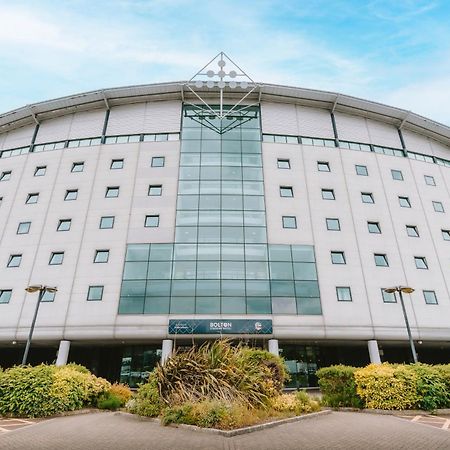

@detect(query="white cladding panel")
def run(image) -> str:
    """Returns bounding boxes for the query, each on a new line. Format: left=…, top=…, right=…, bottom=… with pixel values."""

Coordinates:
left=35, top=115, right=73, bottom=144
left=1, top=125, right=35, bottom=150
left=402, top=129, right=433, bottom=154
left=366, top=118, right=402, bottom=148
left=296, top=105, right=334, bottom=138
left=429, top=139, right=450, bottom=160
left=334, top=112, right=370, bottom=143
left=261, top=102, right=298, bottom=136
left=68, top=109, right=106, bottom=139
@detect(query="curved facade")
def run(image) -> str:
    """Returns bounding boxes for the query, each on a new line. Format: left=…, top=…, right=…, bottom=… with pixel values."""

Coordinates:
left=1, top=78, right=450, bottom=385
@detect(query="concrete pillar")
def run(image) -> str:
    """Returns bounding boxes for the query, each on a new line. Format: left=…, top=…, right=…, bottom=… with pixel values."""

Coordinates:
left=55, top=340, right=71, bottom=366
left=368, top=340, right=381, bottom=364
left=268, top=339, right=279, bottom=356
left=161, top=339, right=173, bottom=365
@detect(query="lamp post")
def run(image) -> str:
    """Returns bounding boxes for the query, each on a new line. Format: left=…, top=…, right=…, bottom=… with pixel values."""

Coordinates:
left=383, top=286, right=418, bottom=363
left=22, top=285, right=57, bottom=365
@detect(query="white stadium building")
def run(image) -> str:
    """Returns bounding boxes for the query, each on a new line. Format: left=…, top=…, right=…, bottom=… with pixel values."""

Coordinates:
left=0, top=54, right=449, bottom=387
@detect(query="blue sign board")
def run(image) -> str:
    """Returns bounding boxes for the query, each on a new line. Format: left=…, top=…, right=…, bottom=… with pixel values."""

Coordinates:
left=168, top=319, right=273, bottom=335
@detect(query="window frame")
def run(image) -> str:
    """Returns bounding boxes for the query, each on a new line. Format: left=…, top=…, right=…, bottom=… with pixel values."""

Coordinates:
left=17, top=221, right=31, bottom=235
left=406, top=225, right=419, bottom=237
left=336, top=286, right=352, bottom=302
left=57, top=219, right=72, bottom=232
left=279, top=186, right=294, bottom=198
left=326, top=218, right=341, bottom=231
left=277, top=159, right=291, bottom=169
left=331, top=251, right=346, bottom=265
left=105, top=186, right=120, bottom=198
left=148, top=185, right=163, bottom=196
left=398, top=196, right=411, bottom=208
left=424, top=175, right=436, bottom=186
left=374, top=253, right=389, bottom=267
left=110, top=159, right=124, bottom=170
left=391, top=169, right=404, bottom=181
left=99, top=216, right=115, bottom=229
left=94, top=250, right=110, bottom=263
left=87, top=285, right=104, bottom=301
left=414, top=256, right=428, bottom=270
left=355, top=165, right=368, bottom=176
left=432, top=201, right=444, bottom=213
left=367, top=221, right=381, bottom=234
left=321, top=189, right=335, bottom=200
left=71, top=162, right=84, bottom=173
left=151, top=156, right=165, bottom=168
left=361, top=192, right=375, bottom=204
left=7, top=254, right=22, bottom=268
left=144, top=215, right=160, bottom=228
left=317, top=161, right=330, bottom=172
left=34, top=166, right=47, bottom=177
left=0, top=289, right=12, bottom=304
left=26, top=193, right=39, bottom=204
left=423, top=290, right=438, bottom=305
left=64, top=189, right=78, bottom=201
left=49, top=252, right=64, bottom=265
left=282, top=216, right=297, bottom=229
left=382, top=289, right=397, bottom=303
left=441, top=229, right=450, bottom=241
left=0, top=171, right=11, bottom=181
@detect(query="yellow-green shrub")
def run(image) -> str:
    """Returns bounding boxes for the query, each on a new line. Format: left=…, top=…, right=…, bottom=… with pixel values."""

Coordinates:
left=129, top=371, right=161, bottom=417
left=354, top=364, right=419, bottom=410
left=108, top=383, right=133, bottom=406
left=270, top=391, right=320, bottom=414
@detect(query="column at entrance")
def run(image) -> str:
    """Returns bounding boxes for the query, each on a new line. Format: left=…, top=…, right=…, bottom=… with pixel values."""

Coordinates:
left=161, top=339, right=173, bottom=364
left=268, top=339, right=279, bottom=356
left=367, top=340, right=381, bottom=364
left=55, top=340, right=71, bottom=366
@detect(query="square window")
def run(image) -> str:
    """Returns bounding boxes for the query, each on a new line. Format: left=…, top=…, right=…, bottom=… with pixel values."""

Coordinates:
left=0, top=171, right=11, bottom=181
left=423, top=290, right=438, bottom=305
left=105, top=187, right=119, bottom=198
left=355, top=165, right=368, bottom=176
left=71, top=162, right=84, bottom=173
left=280, top=186, right=293, bottom=197
left=64, top=189, right=78, bottom=201
left=336, top=286, right=352, bottom=302
left=26, top=193, right=39, bottom=204
left=322, top=189, right=335, bottom=200
left=277, top=159, right=290, bottom=169
left=282, top=216, right=297, bottom=229
left=399, top=196, right=411, bottom=208
left=151, top=157, right=165, bottom=167
left=57, top=219, right=71, bottom=231
left=326, top=218, right=340, bottom=231
left=34, top=166, right=46, bottom=176
left=374, top=253, right=389, bottom=267
left=94, top=250, right=109, bottom=263
left=406, top=225, right=419, bottom=237
left=7, top=254, right=22, bottom=267
left=424, top=175, right=436, bottom=186
left=441, top=229, right=450, bottom=241
left=331, top=251, right=346, bottom=264
left=414, top=256, right=428, bottom=269
left=361, top=192, right=374, bottom=204
left=87, top=285, right=103, bottom=301
left=100, top=216, right=114, bottom=229
left=145, top=215, right=160, bottom=227
left=17, top=222, right=31, bottom=234
left=0, top=289, right=12, bottom=304
left=41, top=290, right=56, bottom=302
left=148, top=185, right=162, bottom=196
left=391, top=169, right=403, bottom=181
left=110, top=159, right=124, bottom=169
left=49, top=252, right=64, bottom=265
left=368, top=222, right=381, bottom=234
left=433, top=201, right=444, bottom=212
left=317, top=161, right=330, bottom=172
left=382, top=289, right=396, bottom=303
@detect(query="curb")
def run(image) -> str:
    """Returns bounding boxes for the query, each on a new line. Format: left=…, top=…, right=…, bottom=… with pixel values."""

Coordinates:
left=323, top=407, right=450, bottom=416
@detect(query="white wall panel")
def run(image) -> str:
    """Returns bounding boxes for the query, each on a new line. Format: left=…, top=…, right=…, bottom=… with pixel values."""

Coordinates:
left=1, top=124, right=35, bottom=150
left=429, top=139, right=450, bottom=160
left=366, top=118, right=401, bottom=148
left=296, top=105, right=334, bottom=138
left=402, top=129, right=433, bottom=154
left=68, top=109, right=106, bottom=139
left=143, top=101, right=181, bottom=133
left=107, top=103, right=146, bottom=135
left=35, top=115, right=73, bottom=144
left=334, top=112, right=370, bottom=143
left=261, top=102, right=298, bottom=136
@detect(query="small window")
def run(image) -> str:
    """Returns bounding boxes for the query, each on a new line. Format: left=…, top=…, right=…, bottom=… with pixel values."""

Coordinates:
left=34, top=166, right=46, bottom=176
left=41, top=290, right=56, bottom=302
left=326, top=218, right=340, bottom=231
left=17, top=222, right=31, bottom=234
left=406, top=225, right=419, bottom=237
left=391, top=169, right=403, bottom=181
left=110, top=159, right=124, bottom=169
left=87, top=285, right=104, bottom=301
left=374, top=254, right=389, bottom=267
left=26, top=193, right=39, bottom=204
left=148, top=185, right=163, bottom=196
left=64, top=189, right=78, bottom=201
left=7, top=254, right=22, bottom=268
left=57, top=219, right=72, bottom=231
left=71, top=162, right=84, bottom=173
left=423, top=290, right=438, bottom=305
left=322, top=189, right=335, bottom=200
left=382, top=289, right=396, bottom=303
left=336, top=286, right=352, bottom=302
left=277, top=159, right=291, bottom=169
left=0, top=171, right=11, bottom=181
left=317, top=161, right=330, bottom=172
left=399, top=196, right=411, bottom=208
left=100, top=216, right=115, bottom=229
left=331, top=251, right=346, bottom=264
left=94, top=250, right=109, bottom=263
left=433, top=201, right=444, bottom=213
left=151, top=157, right=165, bottom=168
left=0, top=289, right=12, bottom=304
left=49, top=252, right=64, bottom=265
left=367, top=222, right=381, bottom=234
left=424, top=175, right=436, bottom=186
left=414, top=256, right=428, bottom=269
left=282, top=216, right=297, bottom=229
left=106, top=187, right=120, bottom=198
left=280, top=186, right=293, bottom=197
left=441, top=229, right=450, bottom=241
left=361, top=192, right=374, bottom=204
left=355, top=165, right=368, bottom=176
left=145, top=215, right=160, bottom=227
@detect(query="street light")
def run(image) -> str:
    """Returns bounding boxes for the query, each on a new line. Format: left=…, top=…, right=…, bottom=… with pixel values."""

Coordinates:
left=22, top=285, right=57, bottom=365
left=383, top=286, right=418, bottom=363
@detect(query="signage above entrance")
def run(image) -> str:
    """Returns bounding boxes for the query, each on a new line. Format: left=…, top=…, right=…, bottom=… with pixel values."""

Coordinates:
left=168, top=319, right=273, bottom=335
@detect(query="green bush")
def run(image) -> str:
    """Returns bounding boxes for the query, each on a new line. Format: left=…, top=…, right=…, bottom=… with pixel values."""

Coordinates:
left=316, top=365, right=362, bottom=408
left=129, top=371, right=161, bottom=417
left=97, top=393, right=123, bottom=410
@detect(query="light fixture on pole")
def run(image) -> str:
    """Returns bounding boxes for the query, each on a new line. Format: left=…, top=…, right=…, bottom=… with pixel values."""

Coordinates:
left=383, top=286, right=418, bottom=363
left=22, top=285, right=57, bottom=365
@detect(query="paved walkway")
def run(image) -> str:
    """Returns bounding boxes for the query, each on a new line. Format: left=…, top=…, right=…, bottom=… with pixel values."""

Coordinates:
left=0, top=411, right=449, bottom=449
left=0, top=418, right=37, bottom=434
left=397, top=413, right=450, bottom=431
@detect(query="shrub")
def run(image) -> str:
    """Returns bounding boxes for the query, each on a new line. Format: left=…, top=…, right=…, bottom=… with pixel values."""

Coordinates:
left=316, top=365, right=362, bottom=408
left=434, top=364, right=450, bottom=406
left=108, top=383, right=133, bottom=407
left=129, top=371, right=161, bottom=417
left=271, top=392, right=320, bottom=415
left=354, top=364, right=419, bottom=410
left=97, top=393, right=123, bottom=410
